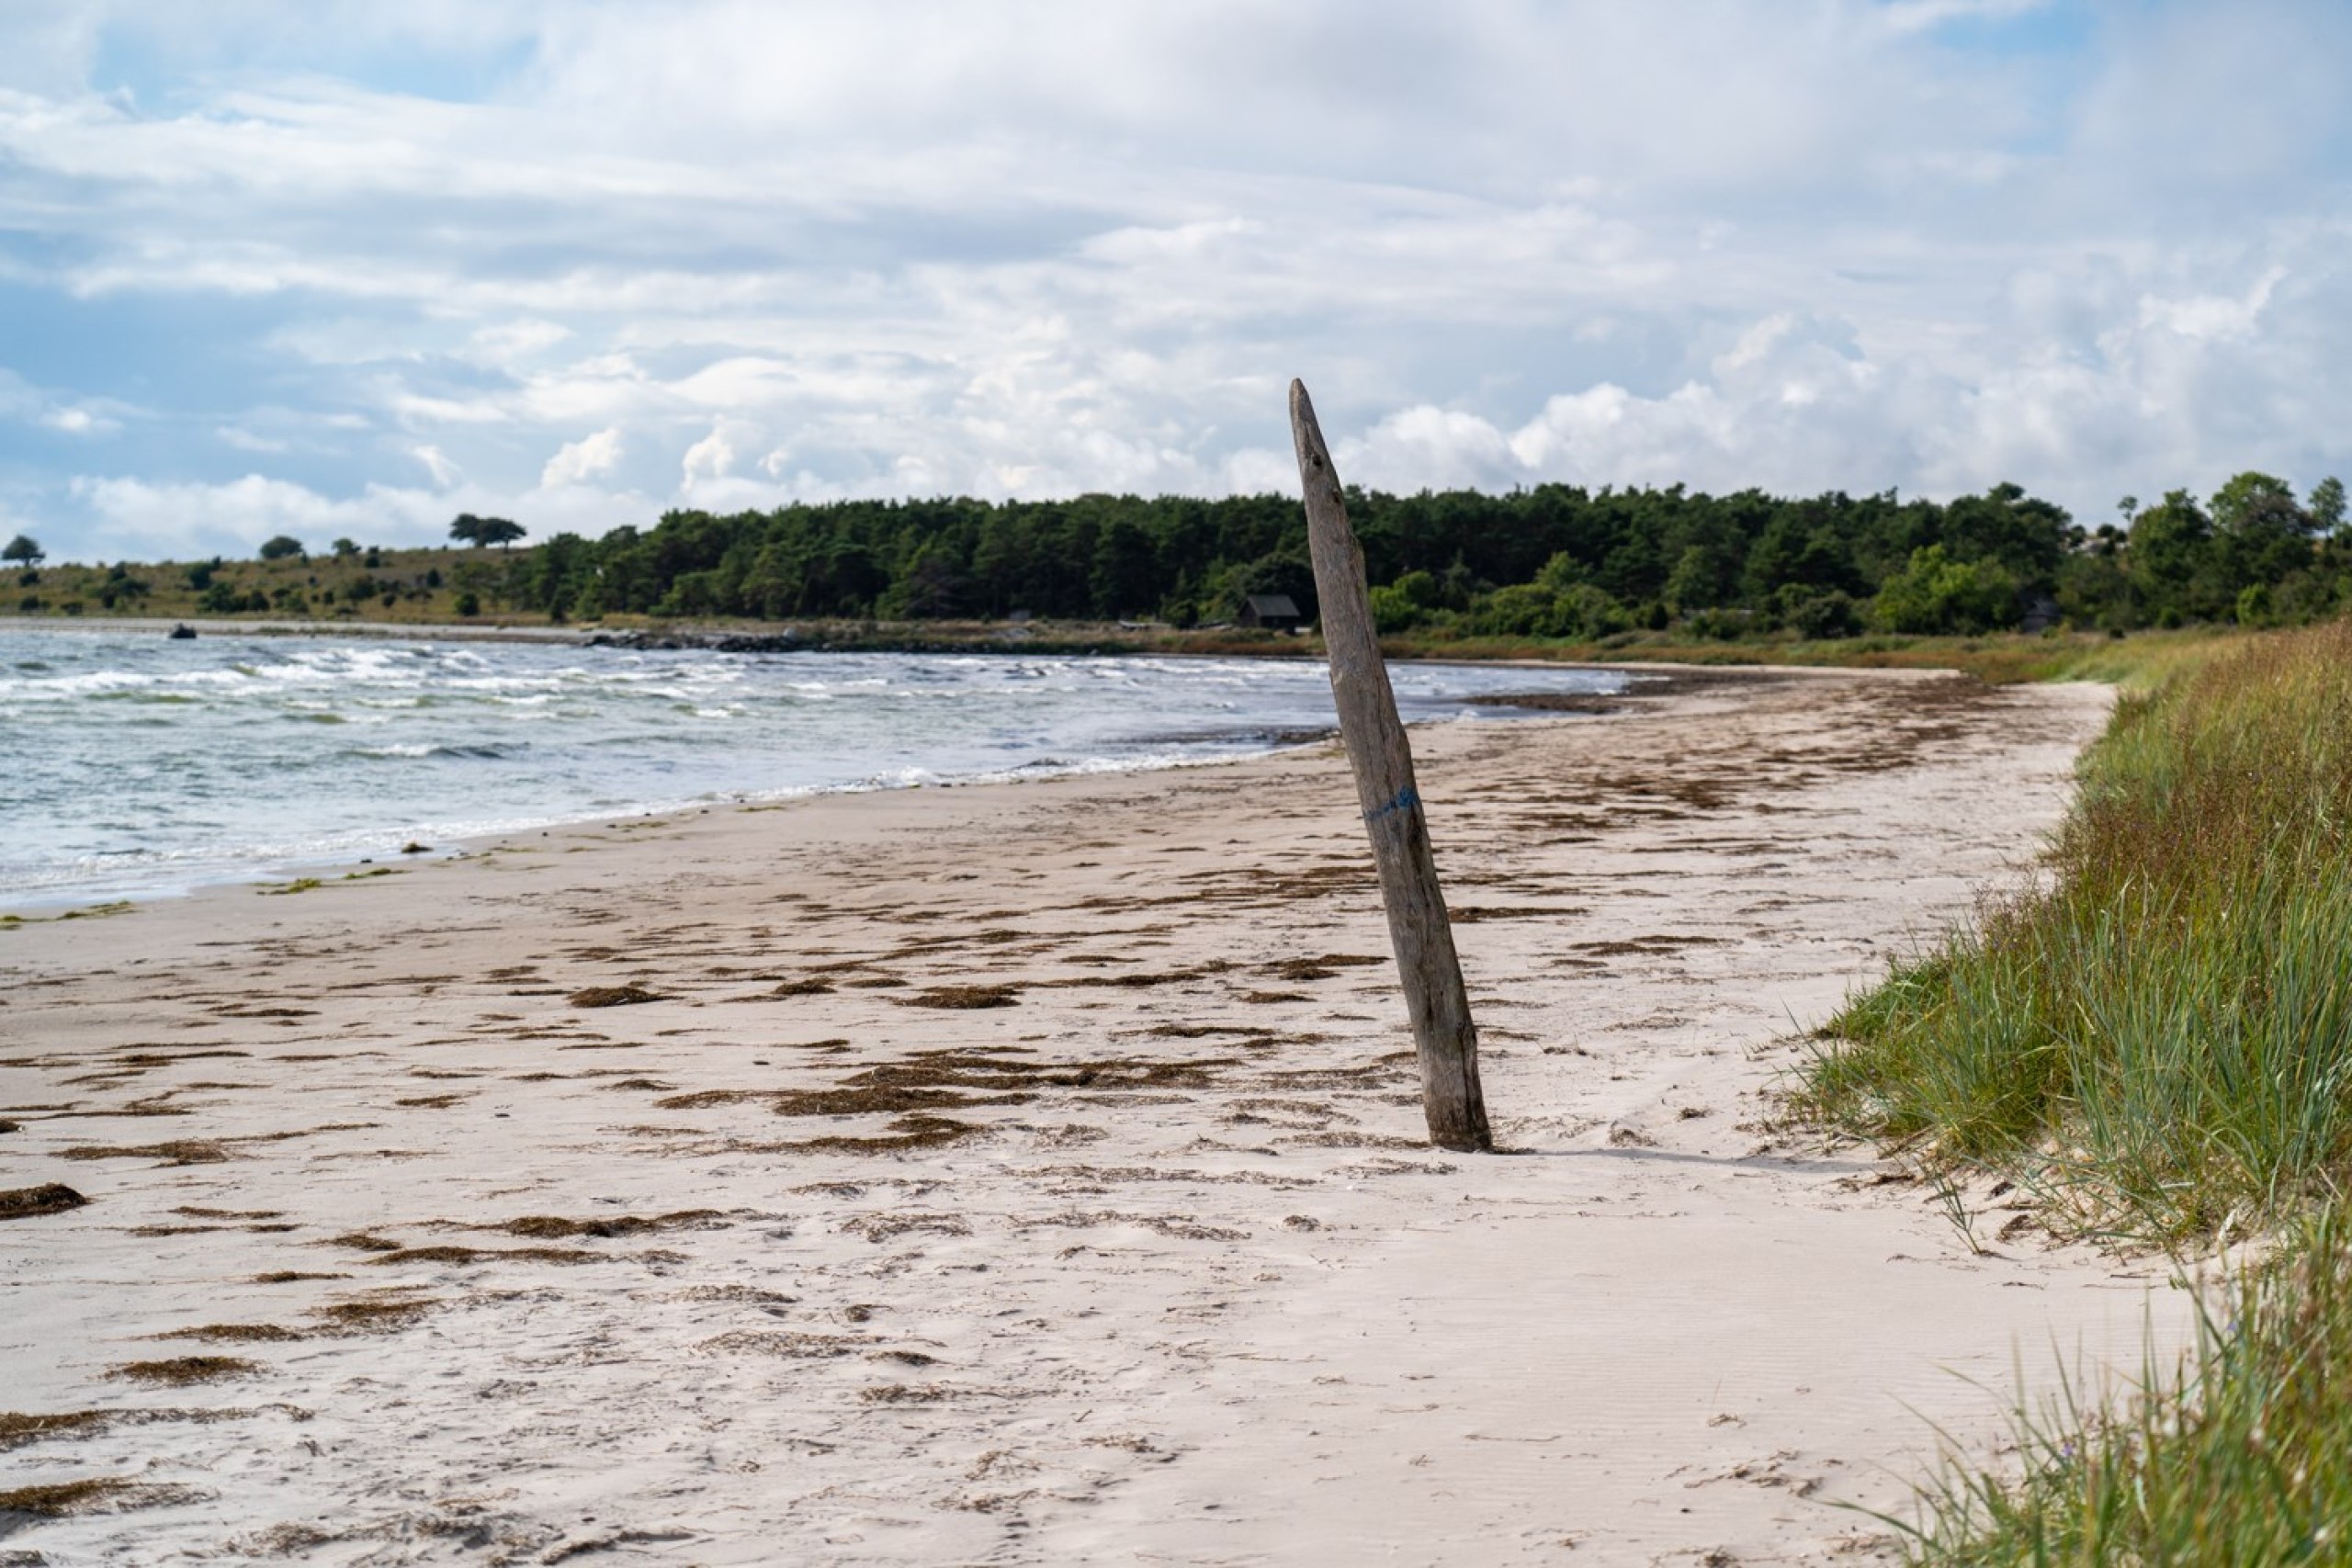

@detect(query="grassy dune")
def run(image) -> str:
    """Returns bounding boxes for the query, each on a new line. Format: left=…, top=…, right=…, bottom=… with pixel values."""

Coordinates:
left=1801, top=619, right=2352, bottom=1561
left=1804, top=620, right=2352, bottom=1235
left=7, top=545, right=493, bottom=624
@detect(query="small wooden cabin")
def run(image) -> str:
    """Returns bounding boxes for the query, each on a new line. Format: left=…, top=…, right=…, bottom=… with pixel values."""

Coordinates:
left=1238, top=593, right=1303, bottom=631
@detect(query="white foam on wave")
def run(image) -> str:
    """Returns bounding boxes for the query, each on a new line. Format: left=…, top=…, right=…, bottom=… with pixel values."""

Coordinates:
left=3, top=630, right=1634, bottom=908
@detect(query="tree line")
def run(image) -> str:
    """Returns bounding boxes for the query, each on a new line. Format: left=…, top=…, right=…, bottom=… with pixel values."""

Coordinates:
left=472, top=472, right=2350, bottom=637
left=17, top=473, right=2348, bottom=637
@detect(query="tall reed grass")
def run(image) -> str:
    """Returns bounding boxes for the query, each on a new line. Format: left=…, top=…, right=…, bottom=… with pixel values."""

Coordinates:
left=1803, top=619, right=2352, bottom=1236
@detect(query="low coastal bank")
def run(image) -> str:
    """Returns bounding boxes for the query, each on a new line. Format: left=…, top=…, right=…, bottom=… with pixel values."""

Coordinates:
left=1, top=613, right=600, bottom=644
left=0, top=607, right=2244, bottom=686
left=0, top=667, right=2190, bottom=1563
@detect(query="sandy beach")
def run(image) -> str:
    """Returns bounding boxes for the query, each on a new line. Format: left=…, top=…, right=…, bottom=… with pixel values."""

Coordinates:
left=2, top=665, right=2190, bottom=1565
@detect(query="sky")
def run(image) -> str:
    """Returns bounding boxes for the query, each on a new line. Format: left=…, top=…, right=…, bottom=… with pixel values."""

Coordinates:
left=2, top=0, right=2347, bottom=563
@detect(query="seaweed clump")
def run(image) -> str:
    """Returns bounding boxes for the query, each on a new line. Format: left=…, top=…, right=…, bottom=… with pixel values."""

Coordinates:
left=790, top=1114, right=985, bottom=1155
left=500, top=1209, right=722, bottom=1238
left=55, top=1141, right=231, bottom=1166
left=104, top=1357, right=257, bottom=1386
left=0, top=1410, right=111, bottom=1450
left=0, top=1183, right=87, bottom=1220
left=0, top=1475, right=204, bottom=1517
left=313, top=1298, right=438, bottom=1335
left=899, top=985, right=1021, bottom=1010
left=153, top=1324, right=303, bottom=1344
left=568, top=984, right=662, bottom=1008
left=366, top=1245, right=601, bottom=1267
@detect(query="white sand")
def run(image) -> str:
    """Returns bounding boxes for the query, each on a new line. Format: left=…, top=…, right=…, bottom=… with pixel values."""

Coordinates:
left=1, top=666, right=2189, bottom=1565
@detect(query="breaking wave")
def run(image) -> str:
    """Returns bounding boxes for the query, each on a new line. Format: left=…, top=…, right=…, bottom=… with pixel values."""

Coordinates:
left=1, top=628, right=1629, bottom=906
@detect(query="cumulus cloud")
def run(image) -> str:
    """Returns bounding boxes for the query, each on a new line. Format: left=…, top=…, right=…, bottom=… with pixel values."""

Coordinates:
left=62, top=469, right=640, bottom=562
left=67, top=473, right=456, bottom=561
left=680, top=418, right=769, bottom=496
left=3, top=1, right=2349, bottom=559
left=539, top=427, right=624, bottom=489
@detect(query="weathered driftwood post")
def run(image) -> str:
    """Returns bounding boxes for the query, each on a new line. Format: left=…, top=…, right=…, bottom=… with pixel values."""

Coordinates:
left=1289, top=378, right=1492, bottom=1153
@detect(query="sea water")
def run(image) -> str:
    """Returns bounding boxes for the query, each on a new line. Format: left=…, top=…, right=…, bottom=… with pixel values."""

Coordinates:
left=0, top=627, right=1627, bottom=906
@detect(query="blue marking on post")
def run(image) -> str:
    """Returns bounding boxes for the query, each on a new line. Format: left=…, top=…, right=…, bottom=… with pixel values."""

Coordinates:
left=1363, top=784, right=1420, bottom=824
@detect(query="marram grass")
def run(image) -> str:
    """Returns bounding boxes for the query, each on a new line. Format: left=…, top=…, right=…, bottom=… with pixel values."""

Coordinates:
left=1801, top=618, right=2352, bottom=1237
left=1799, top=620, right=2352, bottom=1563
left=1889, top=1210, right=2352, bottom=1566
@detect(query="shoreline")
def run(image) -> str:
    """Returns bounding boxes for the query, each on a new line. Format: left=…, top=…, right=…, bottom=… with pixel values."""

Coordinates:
left=2, top=739, right=1330, bottom=916
left=5, top=665, right=1808, bottom=916
left=0, top=614, right=600, bottom=646
left=4, top=636, right=1699, bottom=915
left=0, top=662, right=2197, bottom=1562
left=1, top=612, right=1860, bottom=680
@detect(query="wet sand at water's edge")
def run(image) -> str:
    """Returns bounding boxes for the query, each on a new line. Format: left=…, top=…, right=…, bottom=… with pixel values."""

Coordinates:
left=1, top=666, right=2189, bottom=1565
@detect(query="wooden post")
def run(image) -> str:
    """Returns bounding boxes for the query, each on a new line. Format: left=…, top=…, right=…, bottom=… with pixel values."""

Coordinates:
left=1288, top=378, right=1493, bottom=1153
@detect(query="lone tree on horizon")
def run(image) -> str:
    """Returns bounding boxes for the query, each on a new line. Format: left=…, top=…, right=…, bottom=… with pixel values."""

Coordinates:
left=4, top=533, right=42, bottom=568
left=450, top=513, right=527, bottom=550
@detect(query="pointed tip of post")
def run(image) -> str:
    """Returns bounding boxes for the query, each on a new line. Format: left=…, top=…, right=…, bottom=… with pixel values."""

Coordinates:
left=1288, top=379, right=1326, bottom=470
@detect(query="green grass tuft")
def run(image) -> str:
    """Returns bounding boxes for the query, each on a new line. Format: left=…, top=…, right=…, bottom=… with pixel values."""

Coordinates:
left=1800, top=619, right=2352, bottom=1236
left=1894, top=1209, right=2352, bottom=1564
left=1799, top=620, right=2352, bottom=1562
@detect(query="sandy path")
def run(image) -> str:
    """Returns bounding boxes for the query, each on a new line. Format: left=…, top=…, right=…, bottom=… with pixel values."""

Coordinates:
left=1, top=667, right=2181, bottom=1565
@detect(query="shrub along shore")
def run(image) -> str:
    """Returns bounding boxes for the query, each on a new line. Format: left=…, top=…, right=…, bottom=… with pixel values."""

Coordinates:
left=7, top=470, right=2349, bottom=641
left=1800, top=618, right=2352, bottom=1562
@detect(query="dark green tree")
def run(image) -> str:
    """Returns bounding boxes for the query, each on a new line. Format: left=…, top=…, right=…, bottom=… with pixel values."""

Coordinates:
left=1939, top=482, right=2070, bottom=589
left=2210, top=471, right=2312, bottom=595
left=1871, top=545, right=2021, bottom=634
left=878, top=539, right=962, bottom=619
left=3, top=534, right=41, bottom=567
left=450, top=514, right=527, bottom=549
left=1089, top=517, right=1160, bottom=618
left=2307, top=476, right=2345, bottom=536
left=258, top=535, right=305, bottom=560
left=2127, top=491, right=2217, bottom=623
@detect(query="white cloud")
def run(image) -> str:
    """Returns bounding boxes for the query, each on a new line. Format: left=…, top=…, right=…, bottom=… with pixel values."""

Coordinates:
left=462, top=318, right=573, bottom=367
left=1878, top=0, right=2052, bottom=36
left=5, top=370, right=131, bottom=436
left=3, top=0, right=2350, bottom=559
left=217, top=425, right=289, bottom=453
left=391, top=392, right=510, bottom=427
left=58, top=468, right=641, bottom=563
left=412, top=444, right=460, bottom=487
left=2137, top=268, right=2285, bottom=344
left=680, top=420, right=754, bottom=492
left=39, top=405, right=114, bottom=435
left=67, top=472, right=454, bottom=560
left=539, top=427, right=624, bottom=489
